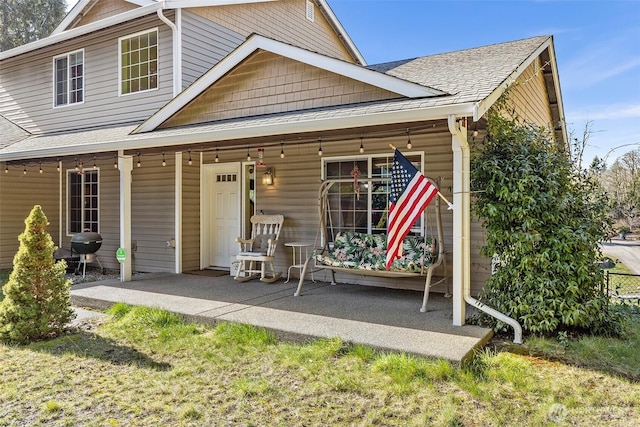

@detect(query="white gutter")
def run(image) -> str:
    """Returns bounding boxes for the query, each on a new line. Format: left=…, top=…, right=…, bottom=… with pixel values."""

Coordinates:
left=0, top=102, right=477, bottom=162
left=448, top=115, right=523, bottom=344
left=157, top=4, right=182, bottom=97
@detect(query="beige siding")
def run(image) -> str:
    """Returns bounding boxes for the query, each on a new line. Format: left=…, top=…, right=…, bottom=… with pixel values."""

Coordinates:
left=131, top=154, right=175, bottom=272
left=181, top=10, right=245, bottom=88
left=191, top=128, right=493, bottom=295
left=72, top=0, right=139, bottom=29
left=182, top=152, right=200, bottom=271
left=190, top=0, right=355, bottom=63
left=0, top=164, right=61, bottom=269
left=161, top=51, right=401, bottom=128
left=0, top=14, right=174, bottom=134
left=510, top=59, right=554, bottom=130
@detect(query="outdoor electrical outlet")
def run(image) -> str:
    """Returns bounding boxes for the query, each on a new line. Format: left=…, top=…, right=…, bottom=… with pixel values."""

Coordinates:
left=166, top=238, right=176, bottom=248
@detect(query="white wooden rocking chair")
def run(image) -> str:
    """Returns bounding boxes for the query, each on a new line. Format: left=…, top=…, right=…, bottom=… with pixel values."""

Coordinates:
left=234, top=214, right=284, bottom=283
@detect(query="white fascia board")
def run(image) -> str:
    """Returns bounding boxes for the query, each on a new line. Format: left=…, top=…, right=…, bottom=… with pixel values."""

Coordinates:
left=134, top=34, right=444, bottom=133
left=51, top=0, right=94, bottom=36
left=545, top=37, right=568, bottom=145
left=316, top=0, right=366, bottom=66
left=127, top=0, right=158, bottom=6
left=1, top=3, right=162, bottom=60
left=1, top=102, right=475, bottom=162
left=474, top=37, right=552, bottom=122
left=163, top=0, right=275, bottom=7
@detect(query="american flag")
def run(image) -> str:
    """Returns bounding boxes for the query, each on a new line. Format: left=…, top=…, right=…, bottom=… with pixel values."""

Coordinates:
left=386, top=149, right=438, bottom=270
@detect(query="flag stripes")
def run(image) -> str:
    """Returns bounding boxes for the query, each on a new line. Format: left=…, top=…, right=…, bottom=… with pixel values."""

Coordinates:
left=386, top=150, right=438, bottom=270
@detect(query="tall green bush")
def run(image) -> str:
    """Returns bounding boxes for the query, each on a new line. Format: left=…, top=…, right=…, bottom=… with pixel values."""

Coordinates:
left=0, top=205, right=74, bottom=343
left=470, top=103, right=619, bottom=335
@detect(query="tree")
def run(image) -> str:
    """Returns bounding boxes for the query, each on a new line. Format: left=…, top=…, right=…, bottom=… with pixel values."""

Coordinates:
left=470, top=97, right=619, bottom=336
left=601, top=149, right=640, bottom=231
left=0, top=205, right=74, bottom=344
left=0, top=0, right=66, bottom=51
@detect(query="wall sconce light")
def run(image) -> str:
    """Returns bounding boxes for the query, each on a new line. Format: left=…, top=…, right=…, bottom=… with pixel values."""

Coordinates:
left=263, top=168, right=274, bottom=185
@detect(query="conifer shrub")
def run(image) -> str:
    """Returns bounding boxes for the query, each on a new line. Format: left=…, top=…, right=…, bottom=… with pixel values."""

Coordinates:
left=0, top=205, right=74, bottom=343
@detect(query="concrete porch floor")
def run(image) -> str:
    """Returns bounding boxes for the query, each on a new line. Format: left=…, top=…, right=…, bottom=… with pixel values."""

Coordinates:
left=70, top=272, right=493, bottom=363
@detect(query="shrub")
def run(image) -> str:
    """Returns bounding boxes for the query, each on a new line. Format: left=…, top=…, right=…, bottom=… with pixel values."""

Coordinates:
left=0, top=205, right=74, bottom=343
left=470, top=101, right=620, bottom=336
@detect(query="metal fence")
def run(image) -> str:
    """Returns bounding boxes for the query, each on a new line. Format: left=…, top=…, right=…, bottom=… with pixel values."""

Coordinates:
left=605, top=271, right=640, bottom=301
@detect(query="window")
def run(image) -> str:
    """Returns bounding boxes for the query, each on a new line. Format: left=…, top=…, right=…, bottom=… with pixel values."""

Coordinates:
left=68, top=169, right=99, bottom=234
left=119, top=29, right=158, bottom=95
left=54, top=50, right=84, bottom=107
left=322, top=153, right=424, bottom=240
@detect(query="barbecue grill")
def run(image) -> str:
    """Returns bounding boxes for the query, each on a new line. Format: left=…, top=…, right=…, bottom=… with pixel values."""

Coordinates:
left=71, top=231, right=104, bottom=277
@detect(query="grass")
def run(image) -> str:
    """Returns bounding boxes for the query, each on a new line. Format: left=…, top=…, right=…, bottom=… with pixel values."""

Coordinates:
left=1, top=303, right=639, bottom=426
left=602, top=253, right=634, bottom=275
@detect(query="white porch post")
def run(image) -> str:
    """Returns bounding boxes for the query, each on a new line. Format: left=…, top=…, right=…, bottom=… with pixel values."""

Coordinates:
left=119, top=152, right=133, bottom=282
left=175, top=152, right=183, bottom=274
left=449, top=115, right=469, bottom=326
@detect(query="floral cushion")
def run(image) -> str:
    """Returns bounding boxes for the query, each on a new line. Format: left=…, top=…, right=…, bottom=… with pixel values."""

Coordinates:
left=315, top=232, right=434, bottom=272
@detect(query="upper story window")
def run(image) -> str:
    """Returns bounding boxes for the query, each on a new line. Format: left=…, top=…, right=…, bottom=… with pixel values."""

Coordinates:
left=68, top=169, right=99, bottom=234
left=54, top=49, right=84, bottom=107
left=119, top=28, right=158, bottom=95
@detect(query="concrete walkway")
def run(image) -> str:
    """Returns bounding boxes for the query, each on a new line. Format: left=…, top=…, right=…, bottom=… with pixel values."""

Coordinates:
left=70, top=272, right=492, bottom=363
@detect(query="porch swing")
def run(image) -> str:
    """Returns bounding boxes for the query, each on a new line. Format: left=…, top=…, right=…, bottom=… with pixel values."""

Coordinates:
left=294, top=175, right=450, bottom=312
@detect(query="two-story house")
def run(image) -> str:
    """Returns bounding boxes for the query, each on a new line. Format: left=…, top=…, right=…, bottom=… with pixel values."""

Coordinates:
left=0, top=0, right=566, bottom=331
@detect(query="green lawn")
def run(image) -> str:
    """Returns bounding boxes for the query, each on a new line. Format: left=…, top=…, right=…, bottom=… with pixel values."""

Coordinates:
left=1, top=303, right=638, bottom=426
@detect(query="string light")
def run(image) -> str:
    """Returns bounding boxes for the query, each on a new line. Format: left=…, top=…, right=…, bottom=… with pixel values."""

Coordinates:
left=359, top=135, right=365, bottom=154
left=93, top=156, right=97, bottom=169
left=406, top=129, right=412, bottom=149
left=23, top=163, right=27, bottom=175
left=318, top=138, right=322, bottom=156
left=39, top=162, right=43, bottom=174
left=4, top=164, right=8, bottom=174
left=280, top=142, right=285, bottom=159
left=162, top=152, right=166, bottom=167
left=215, top=148, right=219, bottom=163
left=246, top=146, right=251, bottom=162
left=137, top=152, right=141, bottom=168
left=75, top=158, right=79, bottom=171
left=56, top=159, right=60, bottom=172
left=188, top=150, right=192, bottom=165
left=114, top=154, right=118, bottom=169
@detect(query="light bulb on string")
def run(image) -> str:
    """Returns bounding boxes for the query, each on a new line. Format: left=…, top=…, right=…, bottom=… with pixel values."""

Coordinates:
left=39, top=162, right=43, bottom=174
left=188, top=150, right=192, bottom=165
left=359, top=135, right=365, bottom=154
left=406, top=129, right=412, bottom=150
left=318, top=138, right=322, bottom=156
left=137, top=153, right=141, bottom=168
left=75, top=158, right=79, bottom=171
left=114, top=154, right=118, bottom=169
left=56, top=158, right=60, bottom=172
left=93, top=156, right=97, bottom=169
left=23, top=163, right=27, bottom=175
left=280, top=142, right=285, bottom=159
left=215, top=148, right=219, bottom=163
left=162, top=152, right=166, bottom=167
left=246, top=147, right=251, bottom=162
left=4, top=164, right=8, bottom=174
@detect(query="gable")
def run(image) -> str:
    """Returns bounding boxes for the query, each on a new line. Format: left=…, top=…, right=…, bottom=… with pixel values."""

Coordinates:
left=159, top=50, right=403, bottom=129
left=189, top=0, right=357, bottom=64
left=68, top=0, right=141, bottom=30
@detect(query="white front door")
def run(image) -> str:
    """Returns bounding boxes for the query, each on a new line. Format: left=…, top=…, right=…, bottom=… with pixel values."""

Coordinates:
left=203, top=163, right=241, bottom=268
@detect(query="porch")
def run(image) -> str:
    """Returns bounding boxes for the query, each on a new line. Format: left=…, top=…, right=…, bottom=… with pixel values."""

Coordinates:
left=70, top=272, right=492, bottom=363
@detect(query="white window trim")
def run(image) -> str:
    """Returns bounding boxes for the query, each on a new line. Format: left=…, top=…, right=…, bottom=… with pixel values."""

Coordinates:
left=118, top=27, right=159, bottom=97
left=52, top=48, right=85, bottom=108
left=321, top=152, right=425, bottom=237
left=66, top=168, right=100, bottom=236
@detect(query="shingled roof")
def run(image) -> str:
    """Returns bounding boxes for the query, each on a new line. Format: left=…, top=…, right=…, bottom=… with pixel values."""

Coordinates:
left=372, top=35, right=552, bottom=105
left=0, top=35, right=559, bottom=161
left=0, top=115, right=30, bottom=150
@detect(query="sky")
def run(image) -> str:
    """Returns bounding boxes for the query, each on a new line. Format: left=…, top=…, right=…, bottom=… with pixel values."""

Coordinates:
left=327, top=0, right=640, bottom=166
left=64, top=0, right=640, bottom=166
